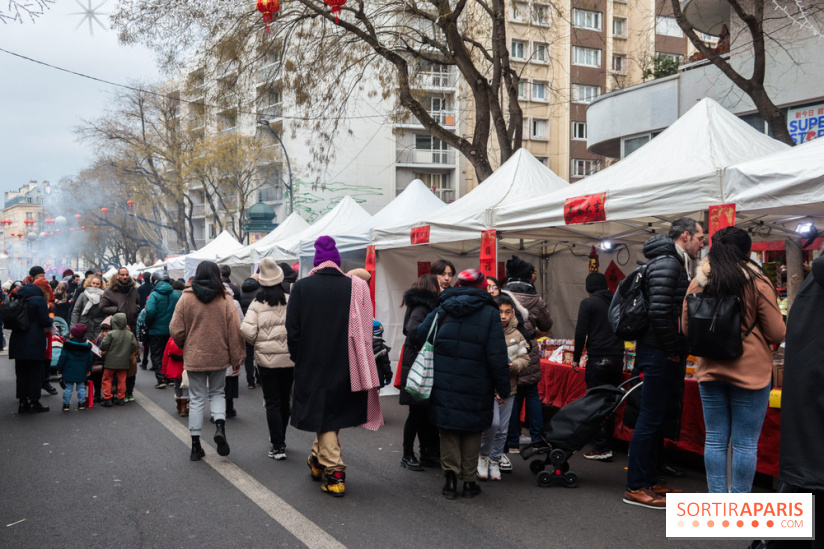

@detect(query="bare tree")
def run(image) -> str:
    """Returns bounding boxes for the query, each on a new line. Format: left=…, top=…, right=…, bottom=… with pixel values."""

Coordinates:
left=670, top=0, right=823, bottom=145
left=0, top=0, right=54, bottom=24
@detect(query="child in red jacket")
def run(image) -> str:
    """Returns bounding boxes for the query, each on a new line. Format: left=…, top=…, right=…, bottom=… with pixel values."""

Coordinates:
left=162, top=337, right=189, bottom=416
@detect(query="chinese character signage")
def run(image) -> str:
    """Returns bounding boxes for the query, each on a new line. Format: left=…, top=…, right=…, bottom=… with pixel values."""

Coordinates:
left=708, top=203, right=736, bottom=249
left=564, top=193, right=607, bottom=225
left=480, top=230, right=497, bottom=277
left=410, top=225, right=431, bottom=245
left=788, top=103, right=824, bottom=144
left=417, top=261, right=431, bottom=278
left=604, top=260, right=625, bottom=294
left=365, top=245, right=376, bottom=309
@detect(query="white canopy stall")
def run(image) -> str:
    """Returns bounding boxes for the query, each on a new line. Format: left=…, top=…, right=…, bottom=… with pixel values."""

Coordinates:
left=216, top=212, right=310, bottom=277
left=183, top=231, right=245, bottom=281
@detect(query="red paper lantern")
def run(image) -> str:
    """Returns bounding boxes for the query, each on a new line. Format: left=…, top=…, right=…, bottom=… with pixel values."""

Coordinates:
left=325, top=0, right=346, bottom=23
left=256, top=0, right=280, bottom=33
left=127, top=200, right=134, bottom=210
left=70, top=228, right=75, bottom=232
left=81, top=226, right=86, bottom=230
left=75, top=214, right=82, bottom=220
left=101, top=207, right=108, bottom=217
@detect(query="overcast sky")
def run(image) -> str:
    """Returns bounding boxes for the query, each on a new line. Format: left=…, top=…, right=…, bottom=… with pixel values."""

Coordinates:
left=0, top=0, right=161, bottom=201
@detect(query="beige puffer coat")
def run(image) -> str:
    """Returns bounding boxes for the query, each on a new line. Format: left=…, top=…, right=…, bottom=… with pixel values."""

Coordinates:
left=240, top=298, right=293, bottom=368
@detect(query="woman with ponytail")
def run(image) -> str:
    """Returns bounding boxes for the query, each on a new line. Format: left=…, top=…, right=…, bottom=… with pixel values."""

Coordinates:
left=681, top=226, right=785, bottom=493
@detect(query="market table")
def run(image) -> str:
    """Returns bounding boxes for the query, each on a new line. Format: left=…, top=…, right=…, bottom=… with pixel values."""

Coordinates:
left=537, top=359, right=781, bottom=476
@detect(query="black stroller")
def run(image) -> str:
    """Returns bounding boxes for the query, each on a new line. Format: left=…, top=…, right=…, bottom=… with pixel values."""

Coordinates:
left=520, top=376, right=642, bottom=488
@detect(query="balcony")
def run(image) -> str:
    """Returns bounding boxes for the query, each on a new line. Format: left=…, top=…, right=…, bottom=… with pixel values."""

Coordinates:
left=413, top=70, right=458, bottom=90
left=259, top=186, right=284, bottom=203
left=191, top=203, right=206, bottom=217
left=396, top=147, right=457, bottom=166
left=257, top=102, right=283, bottom=120
left=395, top=110, right=457, bottom=128
left=216, top=60, right=239, bottom=80
left=257, top=62, right=281, bottom=84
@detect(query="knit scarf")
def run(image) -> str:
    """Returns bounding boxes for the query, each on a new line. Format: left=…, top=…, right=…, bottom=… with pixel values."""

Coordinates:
left=308, top=261, right=384, bottom=430
left=82, top=287, right=104, bottom=316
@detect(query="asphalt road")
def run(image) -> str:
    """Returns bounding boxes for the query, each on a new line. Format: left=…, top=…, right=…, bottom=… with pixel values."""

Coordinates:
left=0, top=352, right=748, bottom=549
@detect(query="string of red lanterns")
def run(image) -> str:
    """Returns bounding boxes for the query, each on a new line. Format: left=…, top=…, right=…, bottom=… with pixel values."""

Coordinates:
left=256, top=0, right=345, bottom=30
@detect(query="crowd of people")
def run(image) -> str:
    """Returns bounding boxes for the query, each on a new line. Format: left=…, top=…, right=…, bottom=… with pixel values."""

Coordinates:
left=3, top=224, right=821, bottom=518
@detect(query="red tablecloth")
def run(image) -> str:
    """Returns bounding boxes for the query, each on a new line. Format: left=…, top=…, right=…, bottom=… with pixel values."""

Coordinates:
left=537, top=360, right=780, bottom=476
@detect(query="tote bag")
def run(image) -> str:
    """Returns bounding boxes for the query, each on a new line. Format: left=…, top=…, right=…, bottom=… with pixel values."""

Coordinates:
left=405, top=314, right=439, bottom=400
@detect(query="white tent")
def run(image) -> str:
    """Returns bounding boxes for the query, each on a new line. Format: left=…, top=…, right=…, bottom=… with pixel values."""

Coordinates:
left=183, top=230, right=244, bottom=281
left=102, top=267, right=118, bottom=280
left=217, top=211, right=310, bottom=271
left=725, top=136, right=824, bottom=219
left=297, top=179, right=447, bottom=259
left=256, top=196, right=373, bottom=263
left=373, top=148, right=570, bottom=250
left=492, top=98, right=790, bottom=243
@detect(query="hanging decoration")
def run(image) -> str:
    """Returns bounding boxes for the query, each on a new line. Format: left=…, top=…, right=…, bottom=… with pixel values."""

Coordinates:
left=127, top=200, right=134, bottom=209
left=588, top=246, right=599, bottom=273
left=604, top=260, right=626, bottom=294
left=256, top=0, right=280, bottom=33
left=324, top=0, right=346, bottom=24
left=101, top=207, right=108, bottom=217
left=480, top=230, right=497, bottom=278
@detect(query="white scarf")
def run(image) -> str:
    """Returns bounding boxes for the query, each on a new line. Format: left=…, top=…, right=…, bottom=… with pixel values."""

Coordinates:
left=82, top=287, right=104, bottom=316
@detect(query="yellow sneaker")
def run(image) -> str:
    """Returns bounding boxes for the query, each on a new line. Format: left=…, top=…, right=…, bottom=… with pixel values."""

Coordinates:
left=307, top=455, right=323, bottom=481
left=321, top=472, right=346, bottom=497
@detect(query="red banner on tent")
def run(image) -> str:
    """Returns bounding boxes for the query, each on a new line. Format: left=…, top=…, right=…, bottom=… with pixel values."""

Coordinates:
left=417, top=261, right=431, bottom=278
left=410, top=225, right=430, bottom=245
left=708, top=203, right=736, bottom=249
left=604, top=260, right=626, bottom=294
left=564, top=193, right=607, bottom=225
left=480, top=230, right=497, bottom=278
left=365, top=245, right=376, bottom=310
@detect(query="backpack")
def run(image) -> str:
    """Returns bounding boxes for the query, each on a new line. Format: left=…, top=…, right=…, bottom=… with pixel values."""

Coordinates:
left=3, top=293, right=31, bottom=332
left=685, top=292, right=757, bottom=360
left=608, top=262, right=650, bottom=341
left=136, top=308, right=148, bottom=340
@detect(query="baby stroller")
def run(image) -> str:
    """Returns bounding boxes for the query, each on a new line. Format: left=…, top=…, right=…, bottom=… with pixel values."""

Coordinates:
left=520, top=376, right=642, bottom=488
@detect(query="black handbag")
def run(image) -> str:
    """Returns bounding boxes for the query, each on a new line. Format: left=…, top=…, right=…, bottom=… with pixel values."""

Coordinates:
left=686, top=292, right=757, bottom=360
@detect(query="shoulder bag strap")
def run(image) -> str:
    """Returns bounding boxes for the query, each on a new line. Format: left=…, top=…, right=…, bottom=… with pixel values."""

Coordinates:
left=426, top=313, right=439, bottom=345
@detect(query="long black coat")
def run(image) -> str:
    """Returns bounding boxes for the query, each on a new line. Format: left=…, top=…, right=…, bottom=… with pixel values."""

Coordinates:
left=399, top=288, right=439, bottom=406
left=286, top=267, right=367, bottom=432
left=418, top=287, right=510, bottom=433
left=781, top=255, right=824, bottom=491
left=9, top=284, right=53, bottom=361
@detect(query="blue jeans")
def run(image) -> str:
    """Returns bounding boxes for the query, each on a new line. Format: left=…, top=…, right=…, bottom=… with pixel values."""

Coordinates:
left=699, top=380, right=770, bottom=493
left=481, top=395, right=515, bottom=462
left=626, top=343, right=684, bottom=490
left=507, top=383, right=544, bottom=448
left=63, top=381, right=87, bottom=405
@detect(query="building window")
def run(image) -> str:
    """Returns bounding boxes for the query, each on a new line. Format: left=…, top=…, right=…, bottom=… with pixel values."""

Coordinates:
left=532, top=81, right=547, bottom=101
left=571, top=159, right=601, bottom=177
left=612, top=54, right=628, bottom=73
left=511, top=39, right=526, bottom=60
left=536, top=156, right=549, bottom=167
left=656, top=15, right=683, bottom=37
left=415, top=133, right=451, bottom=163
left=657, top=52, right=684, bottom=64
left=572, top=46, right=602, bottom=67
left=573, top=9, right=602, bottom=31
left=510, top=1, right=528, bottom=22
left=613, top=17, right=627, bottom=37
left=571, top=84, right=601, bottom=103
left=532, top=4, right=550, bottom=26
left=622, top=134, right=651, bottom=158
left=572, top=121, right=587, bottom=140
left=26, top=212, right=34, bottom=220
left=531, top=118, right=549, bottom=140
left=413, top=172, right=454, bottom=202
left=532, top=42, right=549, bottom=63
left=517, top=81, right=528, bottom=100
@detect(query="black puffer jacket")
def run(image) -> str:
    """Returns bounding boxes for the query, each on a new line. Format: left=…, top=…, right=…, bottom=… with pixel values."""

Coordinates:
left=418, top=287, right=510, bottom=432
left=239, top=278, right=261, bottom=315
left=637, top=235, right=689, bottom=357
left=399, top=288, right=439, bottom=406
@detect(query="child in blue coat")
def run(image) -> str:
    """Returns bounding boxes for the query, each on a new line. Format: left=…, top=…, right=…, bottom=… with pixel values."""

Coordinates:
left=56, top=323, right=94, bottom=411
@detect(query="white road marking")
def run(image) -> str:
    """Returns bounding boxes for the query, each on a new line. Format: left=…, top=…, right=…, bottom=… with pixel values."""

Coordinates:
left=134, top=390, right=347, bottom=549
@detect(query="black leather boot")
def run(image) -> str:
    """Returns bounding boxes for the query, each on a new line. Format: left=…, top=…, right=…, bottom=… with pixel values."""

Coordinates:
left=214, top=420, right=230, bottom=456
left=29, top=400, right=50, bottom=413
left=18, top=399, right=30, bottom=414
left=400, top=453, right=424, bottom=471
left=442, top=470, right=458, bottom=500
left=190, top=436, right=205, bottom=461
left=463, top=481, right=482, bottom=498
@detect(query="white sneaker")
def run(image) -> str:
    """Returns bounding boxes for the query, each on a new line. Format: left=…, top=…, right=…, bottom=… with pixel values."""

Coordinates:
left=476, top=455, right=489, bottom=480
left=499, top=454, right=512, bottom=471
left=488, top=460, right=501, bottom=480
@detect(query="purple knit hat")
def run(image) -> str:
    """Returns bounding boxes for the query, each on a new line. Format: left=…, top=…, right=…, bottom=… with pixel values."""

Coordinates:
left=70, top=323, right=87, bottom=339
left=313, top=235, right=341, bottom=267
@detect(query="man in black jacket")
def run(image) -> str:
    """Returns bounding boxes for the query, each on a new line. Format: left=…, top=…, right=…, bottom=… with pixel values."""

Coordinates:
left=623, top=232, right=691, bottom=510
left=572, top=272, right=624, bottom=461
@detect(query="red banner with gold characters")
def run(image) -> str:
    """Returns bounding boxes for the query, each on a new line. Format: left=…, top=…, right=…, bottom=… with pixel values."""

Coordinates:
left=365, top=245, right=376, bottom=310
left=564, top=193, right=607, bottom=225
left=708, top=204, right=736, bottom=249
left=480, top=230, right=497, bottom=278
left=410, top=225, right=431, bottom=245
left=604, top=260, right=625, bottom=294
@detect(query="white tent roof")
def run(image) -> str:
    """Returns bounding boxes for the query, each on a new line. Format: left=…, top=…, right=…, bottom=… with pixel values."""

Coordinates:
left=256, top=196, right=373, bottom=261
left=183, top=230, right=244, bottom=280
left=372, top=149, right=570, bottom=250
left=298, top=179, right=447, bottom=257
left=492, top=98, right=790, bottom=242
left=218, top=212, right=310, bottom=268
left=725, top=136, right=824, bottom=218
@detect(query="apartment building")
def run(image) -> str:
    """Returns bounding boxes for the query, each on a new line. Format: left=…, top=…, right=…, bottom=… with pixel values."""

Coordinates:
left=1, top=180, right=50, bottom=277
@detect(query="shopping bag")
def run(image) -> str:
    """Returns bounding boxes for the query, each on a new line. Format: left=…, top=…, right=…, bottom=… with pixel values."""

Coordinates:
left=393, top=344, right=405, bottom=390
left=180, top=370, right=189, bottom=390
left=405, top=314, right=438, bottom=400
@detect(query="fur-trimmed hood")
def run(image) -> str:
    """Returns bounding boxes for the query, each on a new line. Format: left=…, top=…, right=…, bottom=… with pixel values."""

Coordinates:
left=500, top=289, right=531, bottom=322
left=402, top=288, right=439, bottom=311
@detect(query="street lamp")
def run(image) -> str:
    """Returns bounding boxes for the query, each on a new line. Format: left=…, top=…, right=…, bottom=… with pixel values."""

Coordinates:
left=257, top=119, right=294, bottom=215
